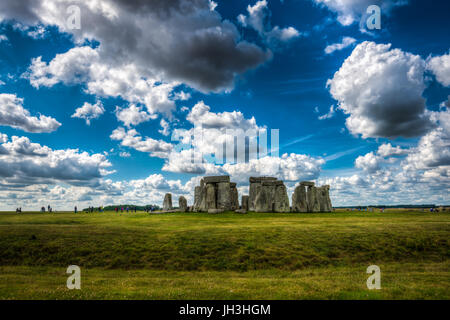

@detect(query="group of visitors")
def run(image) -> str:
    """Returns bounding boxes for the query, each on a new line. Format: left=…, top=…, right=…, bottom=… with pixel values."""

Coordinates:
left=114, top=206, right=137, bottom=213
left=40, top=205, right=53, bottom=213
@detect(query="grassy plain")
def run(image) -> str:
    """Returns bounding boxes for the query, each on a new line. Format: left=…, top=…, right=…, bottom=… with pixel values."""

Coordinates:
left=0, top=209, right=448, bottom=299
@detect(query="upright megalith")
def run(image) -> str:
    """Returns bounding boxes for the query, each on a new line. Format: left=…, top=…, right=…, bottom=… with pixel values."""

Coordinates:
left=274, top=184, right=290, bottom=213
left=291, top=181, right=332, bottom=213
left=230, top=183, right=239, bottom=210
left=163, top=193, right=173, bottom=211
left=252, top=178, right=290, bottom=213
left=217, top=181, right=231, bottom=210
left=178, top=196, right=187, bottom=212
left=192, top=176, right=238, bottom=213
left=206, top=184, right=216, bottom=209
left=249, top=177, right=277, bottom=211
left=241, top=195, right=249, bottom=211
left=292, top=183, right=307, bottom=212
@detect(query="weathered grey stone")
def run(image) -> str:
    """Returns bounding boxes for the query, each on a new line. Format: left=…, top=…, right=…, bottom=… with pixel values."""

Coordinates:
left=230, top=184, right=239, bottom=210
left=317, top=185, right=332, bottom=212
left=249, top=177, right=277, bottom=211
left=235, top=209, right=247, bottom=214
left=255, top=183, right=276, bottom=212
left=306, top=186, right=320, bottom=212
left=178, top=196, right=187, bottom=212
left=249, top=177, right=278, bottom=183
left=206, top=184, right=216, bottom=209
left=163, top=193, right=173, bottom=211
left=274, top=184, right=290, bottom=212
left=208, top=208, right=224, bottom=214
left=193, top=186, right=201, bottom=209
left=300, top=181, right=315, bottom=187
left=217, top=182, right=231, bottom=210
left=203, top=175, right=230, bottom=184
left=241, top=195, right=249, bottom=211
left=292, top=184, right=307, bottom=212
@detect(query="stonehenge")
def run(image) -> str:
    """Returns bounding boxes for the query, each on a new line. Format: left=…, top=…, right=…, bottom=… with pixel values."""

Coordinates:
left=178, top=196, right=187, bottom=212
left=163, top=193, right=172, bottom=211
left=193, top=176, right=239, bottom=212
left=251, top=177, right=290, bottom=213
left=292, top=182, right=332, bottom=213
left=163, top=175, right=333, bottom=213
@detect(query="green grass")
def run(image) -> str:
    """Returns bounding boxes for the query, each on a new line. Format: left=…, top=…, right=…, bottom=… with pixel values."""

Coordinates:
left=0, top=210, right=449, bottom=299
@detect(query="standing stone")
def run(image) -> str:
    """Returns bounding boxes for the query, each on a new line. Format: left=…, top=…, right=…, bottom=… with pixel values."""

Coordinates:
left=306, top=186, right=320, bottom=212
left=178, top=196, right=187, bottom=212
left=292, top=184, right=307, bottom=212
left=193, top=186, right=201, bottom=210
left=241, top=195, right=249, bottom=211
left=230, top=183, right=239, bottom=210
left=163, top=193, right=172, bottom=211
left=274, top=184, right=290, bottom=212
left=249, top=177, right=277, bottom=211
left=206, top=184, right=216, bottom=210
left=217, top=182, right=231, bottom=210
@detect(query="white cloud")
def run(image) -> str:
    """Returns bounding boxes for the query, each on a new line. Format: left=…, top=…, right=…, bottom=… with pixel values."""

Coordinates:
left=187, top=101, right=258, bottom=129
left=24, top=47, right=178, bottom=116
left=159, top=119, right=170, bottom=136
left=8, top=0, right=270, bottom=93
left=238, top=0, right=301, bottom=44
left=0, top=93, right=61, bottom=133
left=327, top=41, right=432, bottom=139
left=318, top=105, right=335, bottom=120
left=115, top=104, right=155, bottom=128
left=119, top=151, right=131, bottom=158
left=312, top=0, right=408, bottom=27
left=427, top=52, right=450, bottom=87
left=110, top=127, right=173, bottom=158
left=71, top=101, right=105, bottom=125
left=377, top=143, right=409, bottom=157
left=0, top=135, right=112, bottom=188
left=355, top=151, right=383, bottom=173
left=324, top=36, right=356, bottom=54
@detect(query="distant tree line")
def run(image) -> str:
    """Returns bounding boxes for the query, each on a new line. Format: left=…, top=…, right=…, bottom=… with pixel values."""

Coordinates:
left=335, top=204, right=438, bottom=209
left=82, top=204, right=162, bottom=212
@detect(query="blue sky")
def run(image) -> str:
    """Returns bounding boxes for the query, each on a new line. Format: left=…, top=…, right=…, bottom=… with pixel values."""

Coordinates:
left=0, top=0, right=449, bottom=209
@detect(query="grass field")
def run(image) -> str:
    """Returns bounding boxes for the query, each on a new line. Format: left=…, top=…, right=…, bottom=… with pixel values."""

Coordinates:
left=0, top=210, right=448, bottom=299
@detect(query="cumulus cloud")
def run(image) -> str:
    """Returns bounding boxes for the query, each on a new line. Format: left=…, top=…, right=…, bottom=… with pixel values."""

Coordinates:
left=327, top=41, right=433, bottom=139
left=71, top=101, right=105, bottom=125
left=159, top=119, right=170, bottom=136
left=324, top=36, right=356, bottom=54
left=9, top=0, right=270, bottom=93
left=312, top=0, right=408, bottom=27
left=187, top=101, right=258, bottom=129
left=427, top=52, right=450, bottom=87
left=355, top=151, right=383, bottom=173
left=115, top=104, right=155, bottom=128
left=24, top=47, right=179, bottom=116
left=0, top=135, right=112, bottom=188
left=0, top=93, right=61, bottom=133
left=238, top=0, right=301, bottom=45
left=110, top=127, right=173, bottom=158
left=377, top=143, right=409, bottom=157
left=322, top=108, right=450, bottom=206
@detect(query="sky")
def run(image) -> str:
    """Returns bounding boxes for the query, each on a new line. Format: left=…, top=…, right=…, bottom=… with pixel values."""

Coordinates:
left=0, top=0, right=449, bottom=210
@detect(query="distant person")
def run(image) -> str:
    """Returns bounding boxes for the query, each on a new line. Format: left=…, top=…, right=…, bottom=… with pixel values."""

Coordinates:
left=74, top=206, right=77, bottom=214
left=134, top=207, right=137, bottom=213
